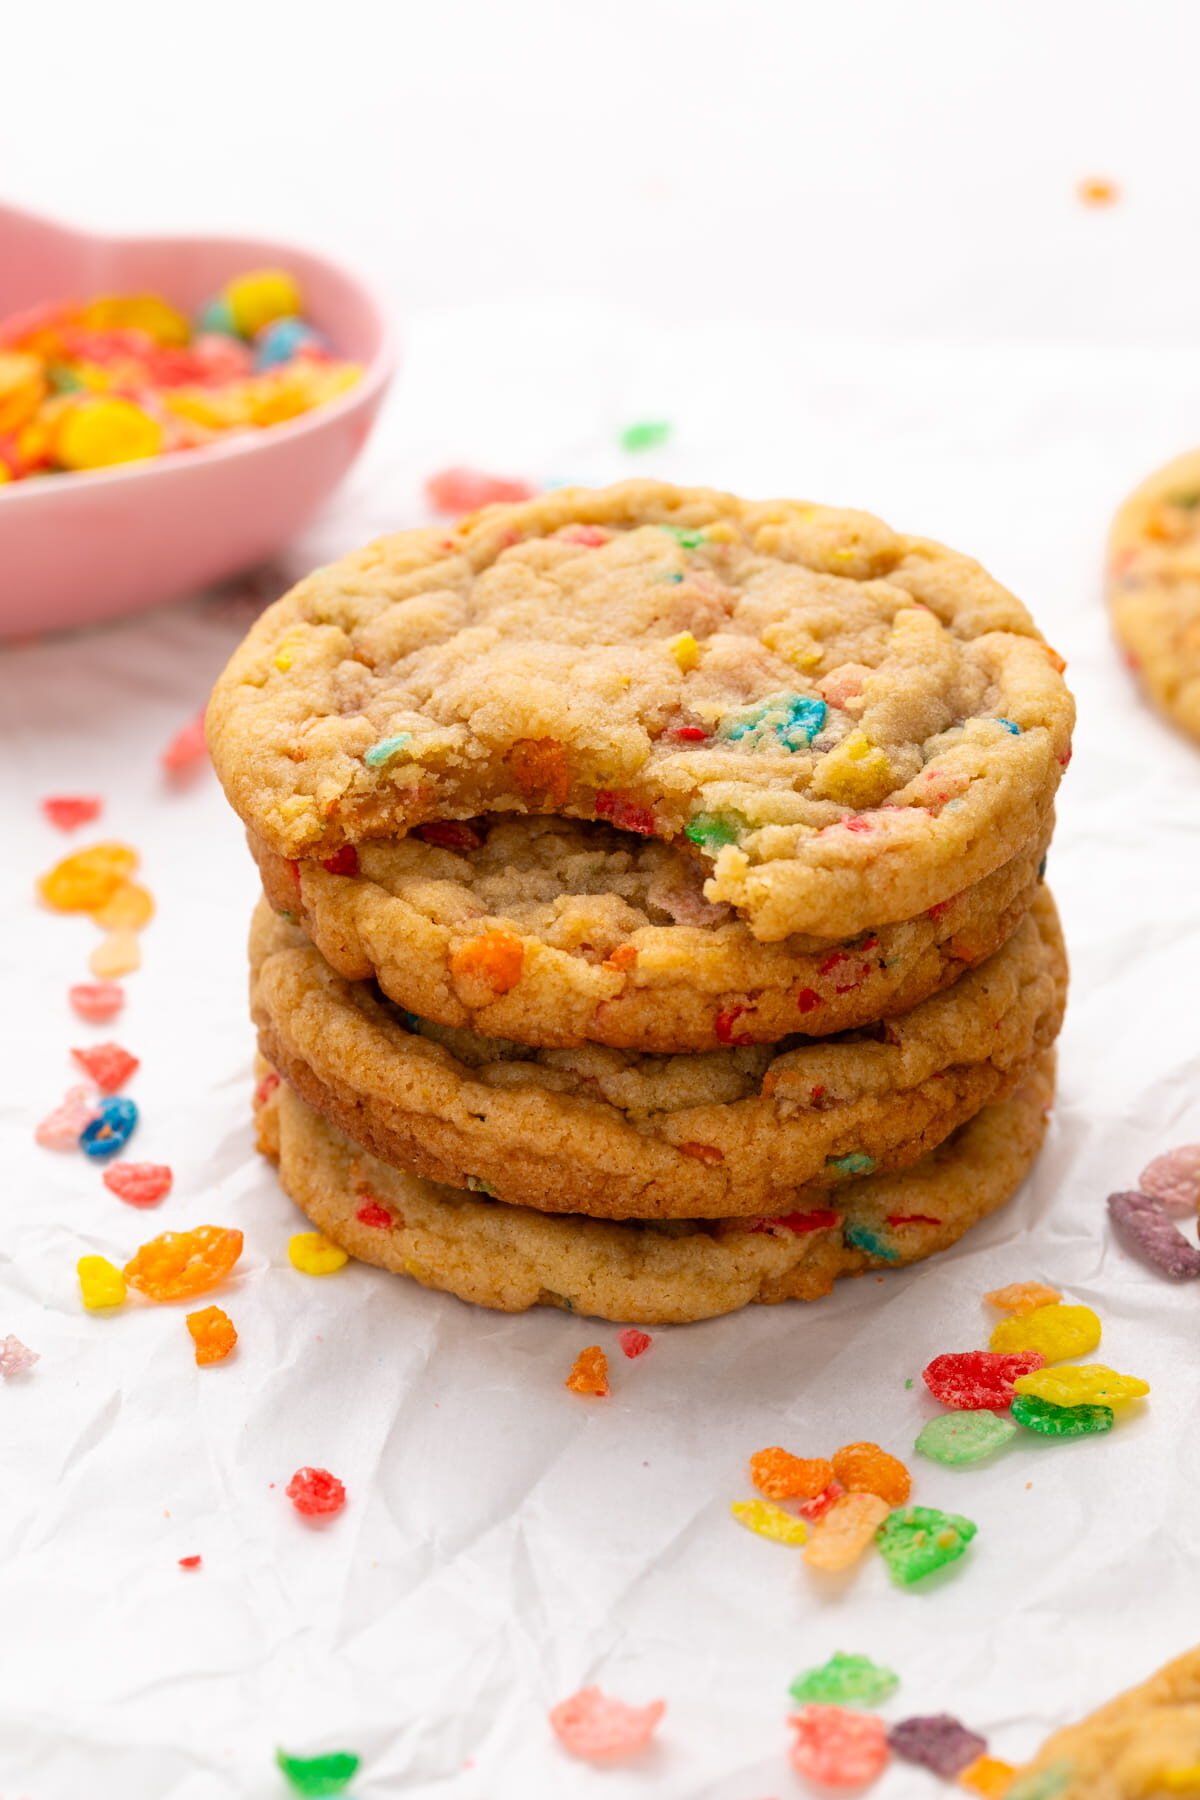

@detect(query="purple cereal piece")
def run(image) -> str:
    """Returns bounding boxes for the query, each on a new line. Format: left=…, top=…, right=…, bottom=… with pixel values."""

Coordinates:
left=1140, top=1144, right=1200, bottom=1216
left=887, top=1713, right=987, bottom=1777
left=1108, top=1189, right=1200, bottom=1280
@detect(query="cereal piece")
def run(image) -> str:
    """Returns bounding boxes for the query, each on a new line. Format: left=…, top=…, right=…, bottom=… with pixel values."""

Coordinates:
left=186, top=1305, right=238, bottom=1365
left=287, top=1231, right=349, bottom=1276
left=102, top=1162, right=172, bottom=1207
left=549, top=1685, right=666, bottom=1761
left=922, top=1350, right=1049, bottom=1410
left=1139, top=1145, right=1200, bottom=1216
left=565, top=1345, right=609, bottom=1396
left=79, top=1095, right=138, bottom=1159
left=355, top=1200, right=393, bottom=1229
left=424, top=467, right=535, bottom=512
left=91, top=881, right=155, bottom=931
left=669, top=631, right=700, bottom=671
left=1078, top=177, right=1119, bottom=206
left=37, top=841, right=138, bottom=913
left=320, top=845, right=359, bottom=876
left=812, top=730, right=894, bottom=807
left=749, top=1447, right=835, bottom=1501
left=960, top=1753, right=1018, bottom=1796
left=78, top=1255, right=126, bottom=1310
left=178, top=1555, right=202, bottom=1570
left=789, top=1652, right=899, bottom=1708
left=804, top=1492, right=891, bottom=1571
left=0, top=1335, right=39, bottom=1378
left=68, top=981, right=124, bottom=1022
left=619, top=420, right=671, bottom=453
left=888, top=1714, right=988, bottom=1778
left=89, top=930, right=141, bottom=977
left=617, top=1328, right=652, bottom=1358
left=915, top=1410, right=1017, bottom=1467
left=989, top=1304, right=1102, bottom=1363
left=799, top=1482, right=844, bottom=1521
left=1012, top=1364, right=1149, bottom=1407
left=82, top=292, right=190, bottom=344
left=223, top=268, right=302, bottom=338
left=36, top=1084, right=101, bottom=1149
left=595, top=790, right=656, bottom=834
left=70, top=1042, right=139, bottom=1093
left=1010, top=1393, right=1114, bottom=1438
left=123, top=1225, right=243, bottom=1301
left=831, top=1442, right=911, bottom=1505
left=274, top=1748, right=360, bottom=1796
left=730, top=1499, right=808, bottom=1546
left=448, top=929, right=524, bottom=995
left=42, top=795, right=102, bottom=831
left=875, top=1505, right=977, bottom=1585
left=984, top=1281, right=1062, bottom=1315
left=55, top=397, right=163, bottom=469
left=162, top=710, right=208, bottom=772
left=788, top=1705, right=890, bottom=1787
left=285, top=1466, right=346, bottom=1518
left=1108, top=1190, right=1200, bottom=1280
left=1156, top=1769, right=1200, bottom=1794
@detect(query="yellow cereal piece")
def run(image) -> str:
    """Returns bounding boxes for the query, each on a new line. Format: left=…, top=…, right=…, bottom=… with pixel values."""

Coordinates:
left=91, top=881, right=155, bottom=932
left=78, top=1255, right=126, bottom=1311
left=959, top=1755, right=1017, bottom=1797
left=0, top=351, right=47, bottom=434
left=273, top=648, right=294, bottom=673
left=803, top=1491, right=890, bottom=1571
left=730, top=1499, right=808, bottom=1546
left=985, top=1280, right=1062, bottom=1316
left=1013, top=1364, right=1149, bottom=1407
left=0, top=464, right=9, bottom=484
left=670, top=631, right=700, bottom=672
left=1159, top=1767, right=1200, bottom=1793
left=89, top=930, right=142, bottom=978
left=80, top=293, right=191, bottom=346
left=55, top=397, right=163, bottom=471
left=288, top=1231, right=348, bottom=1276
left=163, top=385, right=255, bottom=431
left=38, top=842, right=139, bottom=913
left=224, top=268, right=303, bottom=338
left=812, top=730, right=894, bottom=808
left=989, top=1303, right=1101, bottom=1364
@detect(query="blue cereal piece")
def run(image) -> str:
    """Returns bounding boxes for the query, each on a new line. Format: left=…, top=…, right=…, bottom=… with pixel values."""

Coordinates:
left=80, top=1095, right=138, bottom=1159
left=255, top=317, right=324, bottom=370
left=996, top=718, right=1021, bottom=734
left=196, top=295, right=238, bottom=337
left=363, top=733, right=413, bottom=768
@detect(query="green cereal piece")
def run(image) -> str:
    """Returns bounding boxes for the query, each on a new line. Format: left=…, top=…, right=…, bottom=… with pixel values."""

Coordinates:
left=788, top=1651, right=900, bottom=1708
left=660, top=523, right=704, bottom=547
left=875, top=1505, right=977, bottom=1586
left=363, top=733, right=413, bottom=768
left=684, top=811, right=741, bottom=852
left=275, top=1749, right=361, bottom=1797
left=620, top=419, right=672, bottom=452
left=843, top=1223, right=898, bottom=1261
left=1010, top=1393, right=1114, bottom=1438
left=914, top=1409, right=1017, bottom=1467
left=829, top=1153, right=877, bottom=1177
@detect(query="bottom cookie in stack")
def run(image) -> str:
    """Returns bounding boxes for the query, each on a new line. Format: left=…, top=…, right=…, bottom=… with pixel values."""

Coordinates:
left=254, top=1048, right=1056, bottom=1326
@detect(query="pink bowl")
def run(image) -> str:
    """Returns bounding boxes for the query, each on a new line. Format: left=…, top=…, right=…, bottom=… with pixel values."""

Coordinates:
left=0, top=202, right=395, bottom=636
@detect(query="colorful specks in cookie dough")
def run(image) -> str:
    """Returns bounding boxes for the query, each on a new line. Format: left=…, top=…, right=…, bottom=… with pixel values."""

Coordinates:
left=730, top=1498, right=809, bottom=1546
left=79, top=1095, right=139, bottom=1159
left=448, top=929, right=525, bottom=995
left=888, top=1713, right=988, bottom=1778
left=186, top=1305, right=238, bottom=1365
left=565, top=1345, right=609, bottom=1396
left=354, top=1199, right=394, bottom=1230
left=788, top=1704, right=890, bottom=1787
left=0, top=1335, right=39, bottom=1378
left=830, top=1442, right=912, bottom=1506
left=1010, top=1394, right=1114, bottom=1438
left=41, top=794, right=103, bottom=831
left=102, top=1161, right=173, bottom=1207
left=77, top=1254, right=127, bottom=1311
left=123, top=1225, right=243, bottom=1301
left=69, top=1042, right=139, bottom=1093
left=274, top=1747, right=361, bottom=1796
left=750, top=1447, right=835, bottom=1500
left=548, top=1685, right=666, bottom=1761
left=922, top=1350, right=1048, bottom=1411
left=874, top=1504, right=977, bottom=1586
left=988, top=1304, right=1101, bottom=1364
left=285, top=1467, right=347, bottom=1520
left=1108, top=1190, right=1200, bottom=1279
left=288, top=1231, right=349, bottom=1276
left=789, top=1653, right=899, bottom=1709
left=424, top=467, right=536, bottom=512
left=362, top=732, right=413, bottom=769
left=915, top=1410, right=1017, bottom=1467
left=1139, top=1144, right=1200, bottom=1215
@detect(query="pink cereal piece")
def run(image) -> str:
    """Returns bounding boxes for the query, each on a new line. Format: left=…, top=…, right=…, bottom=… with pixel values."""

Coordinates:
left=42, top=795, right=103, bottom=831
left=549, top=1686, right=666, bottom=1761
left=102, top=1162, right=173, bottom=1208
left=1140, top=1145, right=1200, bottom=1217
left=424, top=467, right=535, bottom=513
left=36, top=1084, right=101, bottom=1149
left=162, top=710, right=209, bottom=774
left=0, top=1335, right=39, bottom=1378
left=617, top=1329, right=653, bottom=1359
left=69, top=981, right=125, bottom=1023
left=788, top=1705, right=889, bottom=1787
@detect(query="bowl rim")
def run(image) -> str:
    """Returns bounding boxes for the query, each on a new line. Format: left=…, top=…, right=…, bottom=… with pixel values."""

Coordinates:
left=0, top=207, right=397, bottom=509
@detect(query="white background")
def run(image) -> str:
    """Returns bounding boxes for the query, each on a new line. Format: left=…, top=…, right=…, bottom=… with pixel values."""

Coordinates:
left=4, top=4, right=1200, bottom=1796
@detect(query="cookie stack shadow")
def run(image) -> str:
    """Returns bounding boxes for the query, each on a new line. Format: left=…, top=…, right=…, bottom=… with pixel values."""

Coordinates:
left=208, top=482, right=1074, bottom=1325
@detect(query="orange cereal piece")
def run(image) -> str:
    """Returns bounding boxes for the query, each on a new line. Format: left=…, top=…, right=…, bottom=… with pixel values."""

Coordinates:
left=750, top=1447, right=835, bottom=1501
left=603, top=943, right=639, bottom=974
left=91, top=880, right=155, bottom=932
left=1078, top=177, right=1119, bottom=207
left=37, top=841, right=138, bottom=913
left=803, top=1491, right=890, bottom=1572
left=89, top=930, right=142, bottom=978
left=984, top=1280, right=1062, bottom=1316
left=1042, top=644, right=1067, bottom=674
left=959, top=1754, right=1018, bottom=1796
left=565, top=1345, right=609, bottom=1397
left=508, top=737, right=570, bottom=808
left=124, top=1226, right=243, bottom=1302
left=448, top=930, right=524, bottom=995
left=831, top=1441, right=912, bottom=1506
left=186, top=1305, right=238, bottom=1365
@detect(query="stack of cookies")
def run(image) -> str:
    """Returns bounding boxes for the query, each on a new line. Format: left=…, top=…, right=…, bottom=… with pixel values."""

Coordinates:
left=207, top=482, right=1074, bottom=1325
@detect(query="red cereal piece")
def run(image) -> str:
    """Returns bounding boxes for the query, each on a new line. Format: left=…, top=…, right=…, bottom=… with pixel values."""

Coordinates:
left=796, top=987, right=823, bottom=1014
left=560, top=525, right=609, bottom=547
left=671, top=725, right=708, bottom=741
left=286, top=1466, right=347, bottom=1518
left=595, top=790, right=656, bottom=835
left=549, top=1686, right=665, bottom=1761
left=69, top=981, right=125, bottom=1022
left=103, top=1161, right=173, bottom=1207
left=923, top=1349, right=1047, bottom=1410
left=788, top=1705, right=890, bottom=1787
left=254, top=1070, right=281, bottom=1107
left=886, top=1213, right=943, bottom=1226
left=321, top=845, right=359, bottom=875
left=42, top=795, right=103, bottom=831
left=424, top=467, right=535, bottom=512
left=714, top=1006, right=756, bottom=1047
left=799, top=1481, right=845, bottom=1521
left=355, top=1200, right=393, bottom=1229
left=677, top=1141, right=724, bottom=1164
left=566, top=1345, right=609, bottom=1396
left=161, top=710, right=208, bottom=773
left=178, top=1554, right=202, bottom=1569
left=414, top=821, right=484, bottom=851
left=749, top=1209, right=842, bottom=1235
left=70, top=1042, right=139, bottom=1093
left=617, top=1328, right=652, bottom=1359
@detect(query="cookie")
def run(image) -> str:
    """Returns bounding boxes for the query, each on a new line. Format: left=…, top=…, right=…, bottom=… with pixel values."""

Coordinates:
left=251, top=812, right=1052, bottom=1053
left=249, top=887, right=1066, bottom=1221
left=255, top=1049, right=1056, bottom=1325
left=208, top=481, right=1074, bottom=941
left=1109, top=451, right=1200, bottom=743
left=1010, top=1646, right=1200, bottom=1800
